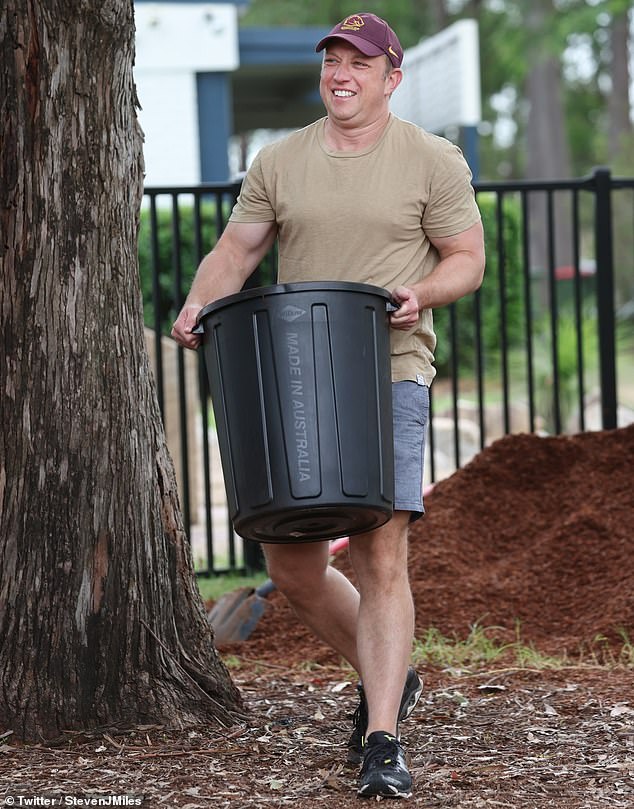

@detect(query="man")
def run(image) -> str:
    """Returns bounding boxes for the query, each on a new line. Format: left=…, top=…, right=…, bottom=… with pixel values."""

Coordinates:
left=172, top=12, right=485, bottom=799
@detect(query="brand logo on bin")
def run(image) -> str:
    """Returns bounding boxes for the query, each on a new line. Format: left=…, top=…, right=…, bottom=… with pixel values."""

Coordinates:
left=279, top=305, right=306, bottom=322
left=287, top=331, right=311, bottom=483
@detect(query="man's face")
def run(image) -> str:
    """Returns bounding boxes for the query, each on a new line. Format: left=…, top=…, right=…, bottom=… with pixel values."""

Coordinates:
left=319, top=40, right=401, bottom=128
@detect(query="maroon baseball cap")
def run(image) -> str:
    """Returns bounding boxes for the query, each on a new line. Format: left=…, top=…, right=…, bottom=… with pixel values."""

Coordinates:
left=316, top=13, right=403, bottom=68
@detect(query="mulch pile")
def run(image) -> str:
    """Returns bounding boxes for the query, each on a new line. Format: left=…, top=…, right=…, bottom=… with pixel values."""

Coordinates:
left=224, top=424, right=634, bottom=666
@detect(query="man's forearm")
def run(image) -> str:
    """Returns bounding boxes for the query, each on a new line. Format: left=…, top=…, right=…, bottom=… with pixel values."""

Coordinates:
left=413, top=250, right=485, bottom=311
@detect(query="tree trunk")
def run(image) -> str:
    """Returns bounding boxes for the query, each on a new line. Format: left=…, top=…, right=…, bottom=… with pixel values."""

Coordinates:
left=524, top=1, right=573, bottom=273
left=607, top=7, right=634, bottom=307
left=0, top=0, right=242, bottom=741
left=430, top=0, right=449, bottom=31
left=607, top=8, right=632, bottom=157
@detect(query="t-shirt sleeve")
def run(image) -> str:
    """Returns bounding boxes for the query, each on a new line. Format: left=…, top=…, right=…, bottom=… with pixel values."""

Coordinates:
left=229, top=152, right=277, bottom=223
left=421, top=142, right=481, bottom=238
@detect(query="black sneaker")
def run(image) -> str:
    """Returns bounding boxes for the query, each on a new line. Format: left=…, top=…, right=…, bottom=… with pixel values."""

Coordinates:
left=357, top=731, right=412, bottom=798
left=347, top=667, right=422, bottom=765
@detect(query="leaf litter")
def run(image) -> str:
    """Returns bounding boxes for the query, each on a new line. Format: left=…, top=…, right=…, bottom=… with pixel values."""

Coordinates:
left=2, top=666, right=633, bottom=807
left=2, top=427, right=634, bottom=806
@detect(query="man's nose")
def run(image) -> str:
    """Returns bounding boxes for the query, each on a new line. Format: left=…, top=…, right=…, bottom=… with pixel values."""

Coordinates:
left=333, top=62, right=352, bottom=80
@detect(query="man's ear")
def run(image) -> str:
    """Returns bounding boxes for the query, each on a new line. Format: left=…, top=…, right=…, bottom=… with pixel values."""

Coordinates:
left=387, top=68, right=403, bottom=95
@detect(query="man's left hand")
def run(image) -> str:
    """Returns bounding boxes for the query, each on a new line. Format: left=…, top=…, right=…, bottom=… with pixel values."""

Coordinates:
left=389, top=285, right=420, bottom=330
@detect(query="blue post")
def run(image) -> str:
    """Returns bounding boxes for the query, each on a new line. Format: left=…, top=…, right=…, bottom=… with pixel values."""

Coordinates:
left=462, top=124, right=480, bottom=182
left=197, top=73, right=233, bottom=182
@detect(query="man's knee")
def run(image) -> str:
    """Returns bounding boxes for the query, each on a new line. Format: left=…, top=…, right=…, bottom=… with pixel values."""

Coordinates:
left=349, top=514, right=410, bottom=584
left=264, top=543, right=330, bottom=601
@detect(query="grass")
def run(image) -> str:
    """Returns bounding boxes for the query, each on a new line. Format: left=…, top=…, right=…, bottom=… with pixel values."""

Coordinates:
left=412, top=622, right=567, bottom=671
left=578, top=629, right=634, bottom=667
left=412, top=622, right=634, bottom=671
left=196, top=570, right=269, bottom=603
left=615, top=629, right=634, bottom=665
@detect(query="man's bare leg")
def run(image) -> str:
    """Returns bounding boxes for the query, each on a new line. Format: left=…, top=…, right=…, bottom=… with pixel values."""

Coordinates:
left=348, top=511, right=414, bottom=737
left=263, top=540, right=361, bottom=671
left=264, top=512, right=414, bottom=738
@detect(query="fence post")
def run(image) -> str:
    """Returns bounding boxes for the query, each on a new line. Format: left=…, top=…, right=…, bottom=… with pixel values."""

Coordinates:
left=593, top=167, right=618, bottom=430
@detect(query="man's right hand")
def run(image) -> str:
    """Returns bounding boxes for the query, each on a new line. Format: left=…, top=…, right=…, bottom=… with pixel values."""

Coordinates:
left=170, top=220, right=279, bottom=350
left=171, top=302, right=203, bottom=349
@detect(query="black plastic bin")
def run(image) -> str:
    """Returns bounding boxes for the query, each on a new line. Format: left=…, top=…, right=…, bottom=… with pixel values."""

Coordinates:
left=195, top=281, right=394, bottom=543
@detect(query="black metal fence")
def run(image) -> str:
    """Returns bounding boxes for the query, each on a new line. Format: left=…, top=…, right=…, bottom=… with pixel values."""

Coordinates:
left=141, top=168, right=634, bottom=575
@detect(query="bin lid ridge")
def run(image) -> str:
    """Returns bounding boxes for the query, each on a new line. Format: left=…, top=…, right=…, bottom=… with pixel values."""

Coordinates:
left=196, top=281, right=392, bottom=323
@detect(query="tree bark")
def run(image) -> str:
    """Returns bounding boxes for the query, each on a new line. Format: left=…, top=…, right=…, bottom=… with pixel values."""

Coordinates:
left=0, top=0, right=242, bottom=741
left=607, top=8, right=632, bottom=157
left=524, top=0, right=573, bottom=273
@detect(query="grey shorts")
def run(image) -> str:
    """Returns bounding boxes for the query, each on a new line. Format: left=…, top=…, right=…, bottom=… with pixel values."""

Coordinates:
left=392, top=381, right=430, bottom=521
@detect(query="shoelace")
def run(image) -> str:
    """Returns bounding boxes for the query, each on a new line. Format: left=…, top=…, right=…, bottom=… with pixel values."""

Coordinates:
left=364, top=739, right=401, bottom=768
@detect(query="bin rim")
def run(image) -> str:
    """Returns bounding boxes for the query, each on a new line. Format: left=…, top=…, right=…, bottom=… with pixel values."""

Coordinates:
left=196, top=280, right=393, bottom=324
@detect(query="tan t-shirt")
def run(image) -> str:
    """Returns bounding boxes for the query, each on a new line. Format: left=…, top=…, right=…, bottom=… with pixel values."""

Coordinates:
left=230, top=114, right=481, bottom=384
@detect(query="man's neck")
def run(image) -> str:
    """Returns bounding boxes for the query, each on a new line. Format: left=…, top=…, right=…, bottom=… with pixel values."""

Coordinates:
left=323, top=113, right=391, bottom=152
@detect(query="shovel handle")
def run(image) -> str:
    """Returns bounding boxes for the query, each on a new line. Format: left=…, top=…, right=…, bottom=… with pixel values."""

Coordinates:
left=255, top=578, right=277, bottom=598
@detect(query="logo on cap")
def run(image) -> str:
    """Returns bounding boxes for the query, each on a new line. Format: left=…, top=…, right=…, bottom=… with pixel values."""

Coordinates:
left=340, top=15, right=364, bottom=32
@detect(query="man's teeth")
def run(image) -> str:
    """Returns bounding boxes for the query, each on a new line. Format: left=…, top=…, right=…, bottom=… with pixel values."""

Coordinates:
left=334, top=90, right=355, bottom=97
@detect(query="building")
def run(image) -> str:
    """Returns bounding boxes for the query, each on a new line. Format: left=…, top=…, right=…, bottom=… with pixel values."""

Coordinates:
left=134, top=1, right=328, bottom=184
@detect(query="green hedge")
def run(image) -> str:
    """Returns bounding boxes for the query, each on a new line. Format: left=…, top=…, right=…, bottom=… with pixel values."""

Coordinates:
left=138, top=199, right=226, bottom=333
left=432, top=193, right=524, bottom=376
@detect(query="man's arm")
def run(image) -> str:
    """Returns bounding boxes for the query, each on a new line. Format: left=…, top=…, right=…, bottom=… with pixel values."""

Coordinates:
left=390, top=221, right=485, bottom=331
left=171, top=220, right=278, bottom=348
